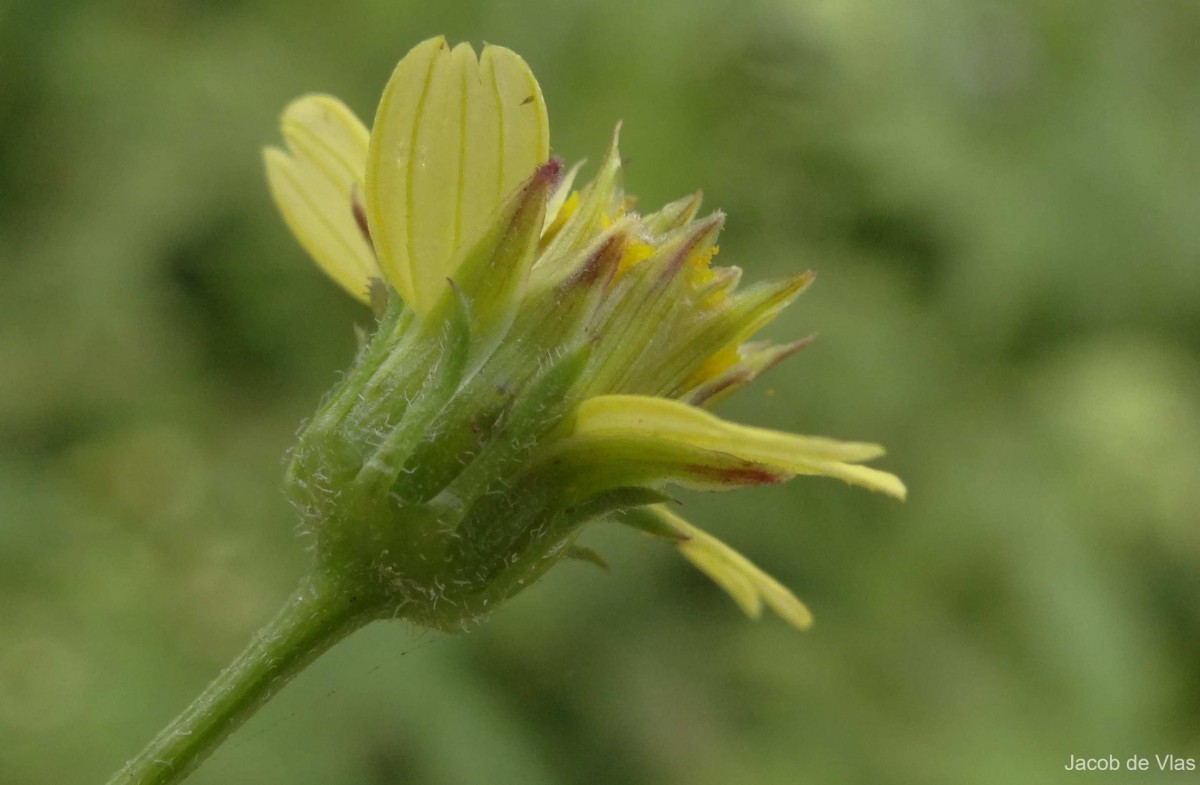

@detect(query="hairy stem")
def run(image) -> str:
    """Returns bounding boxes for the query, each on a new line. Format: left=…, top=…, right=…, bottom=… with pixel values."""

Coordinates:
left=106, top=574, right=368, bottom=785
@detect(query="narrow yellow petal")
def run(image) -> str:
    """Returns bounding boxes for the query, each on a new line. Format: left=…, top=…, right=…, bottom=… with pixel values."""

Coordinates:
left=649, top=506, right=812, bottom=629
left=458, top=44, right=503, bottom=250
left=574, top=395, right=907, bottom=498
left=681, top=543, right=763, bottom=618
left=481, top=44, right=550, bottom=206
left=280, top=95, right=370, bottom=193
left=407, top=42, right=467, bottom=307
left=786, top=458, right=909, bottom=500
left=366, top=35, right=445, bottom=309
left=744, top=557, right=814, bottom=630
left=265, top=95, right=377, bottom=302
left=366, top=37, right=549, bottom=314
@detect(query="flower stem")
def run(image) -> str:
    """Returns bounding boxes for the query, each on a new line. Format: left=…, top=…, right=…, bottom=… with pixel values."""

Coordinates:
left=106, top=574, right=368, bottom=785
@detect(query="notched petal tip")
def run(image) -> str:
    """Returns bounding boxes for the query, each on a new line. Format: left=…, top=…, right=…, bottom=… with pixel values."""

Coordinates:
left=262, top=145, right=285, bottom=169
left=367, top=35, right=551, bottom=313
left=278, top=94, right=370, bottom=187
left=264, top=138, right=377, bottom=303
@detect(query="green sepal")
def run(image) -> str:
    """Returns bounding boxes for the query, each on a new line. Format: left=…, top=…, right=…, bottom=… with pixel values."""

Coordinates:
left=420, top=160, right=559, bottom=368
left=565, top=545, right=610, bottom=571
left=532, top=126, right=624, bottom=285
left=355, top=285, right=471, bottom=491
left=301, top=292, right=411, bottom=437
left=564, top=486, right=676, bottom=523
left=643, top=190, right=703, bottom=236
left=438, top=472, right=564, bottom=601
left=352, top=323, right=370, bottom=353
left=440, top=342, right=593, bottom=510
left=486, top=220, right=631, bottom=369
left=442, top=483, right=666, bottom=612
left=616, top=505, right=690, bottom=541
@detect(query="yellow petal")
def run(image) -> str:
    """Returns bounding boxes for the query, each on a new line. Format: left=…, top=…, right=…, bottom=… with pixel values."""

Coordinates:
left=366, top=37, right=549, bottom=313
left=682, top=540, right=763, bottom=617
left=483, top=44, right=550, bottom=211
left=264, top=95, right=377, bottom=302
left=645, top=506, right=812, bottom=629
left=574, top=395, right=907, bottom=499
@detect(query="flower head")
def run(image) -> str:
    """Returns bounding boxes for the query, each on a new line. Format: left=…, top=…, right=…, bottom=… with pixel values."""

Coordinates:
left=264, top=36, right=904, bottom=632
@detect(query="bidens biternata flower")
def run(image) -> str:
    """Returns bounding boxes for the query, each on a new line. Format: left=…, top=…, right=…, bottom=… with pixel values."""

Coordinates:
left=264, top=35, right=905, bottom=632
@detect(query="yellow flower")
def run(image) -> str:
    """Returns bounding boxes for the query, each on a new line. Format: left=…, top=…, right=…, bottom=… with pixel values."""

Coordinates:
left=265, top=36, right=547, bottom=309
left=264, top=36, right=905, bottom=631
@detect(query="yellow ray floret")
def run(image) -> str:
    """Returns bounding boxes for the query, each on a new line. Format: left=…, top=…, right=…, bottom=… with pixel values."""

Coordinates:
left=264, top=95, right=378, bottom=302
left=628, top=505, right=813, bottom=629
left=573, top=395, right=907, bottom=499
left=365, top=36, right=550, bottom=314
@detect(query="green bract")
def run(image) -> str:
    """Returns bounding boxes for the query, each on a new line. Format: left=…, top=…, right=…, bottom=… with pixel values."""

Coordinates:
left=267, top=36, right=906, bottom=632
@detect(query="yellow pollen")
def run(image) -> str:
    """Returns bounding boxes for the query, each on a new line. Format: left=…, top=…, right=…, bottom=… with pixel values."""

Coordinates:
left=616, top=240, right=656, bottom=276
left=686, top=245, right=719, bottom=287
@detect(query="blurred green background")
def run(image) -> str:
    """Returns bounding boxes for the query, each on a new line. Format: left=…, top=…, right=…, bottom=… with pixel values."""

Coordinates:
left=3, top=0, right=1199, bottom=783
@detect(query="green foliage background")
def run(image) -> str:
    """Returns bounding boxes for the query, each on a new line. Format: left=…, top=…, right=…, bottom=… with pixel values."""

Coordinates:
left=2, top=0, right=1199, bottom=782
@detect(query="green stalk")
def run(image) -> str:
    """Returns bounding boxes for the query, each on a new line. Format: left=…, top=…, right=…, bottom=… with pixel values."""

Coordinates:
left=106, top=574, right=368, bottom=785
